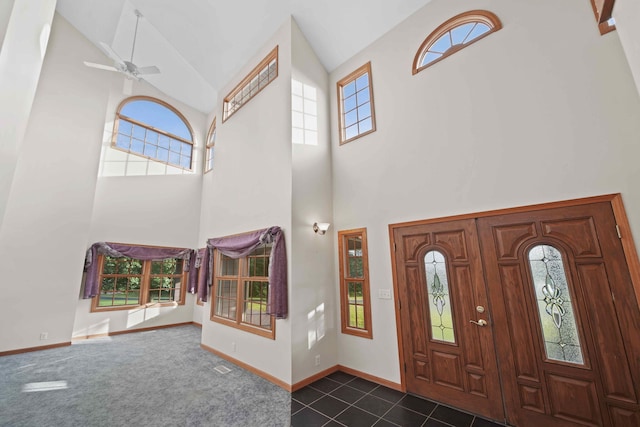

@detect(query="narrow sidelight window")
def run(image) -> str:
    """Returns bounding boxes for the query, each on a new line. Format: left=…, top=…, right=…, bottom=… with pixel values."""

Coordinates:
left=338, top=228, right=372, bottom=338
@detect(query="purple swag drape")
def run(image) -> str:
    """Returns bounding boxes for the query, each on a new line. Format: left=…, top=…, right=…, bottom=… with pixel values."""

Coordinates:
left=190, top=248, right=209, bottom=302
left=83, top=242, right=194, bottom=299
left=206, top=226, right=287, bottom=319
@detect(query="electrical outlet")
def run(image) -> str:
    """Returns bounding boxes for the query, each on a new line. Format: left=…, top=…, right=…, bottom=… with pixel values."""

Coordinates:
left=378, top=289, right=392, bottom=299
left=314, top=355, right=321, bottom=366
left=39, top=332, right=48, bottom=340
left=231, top=342, right=236, bottom=352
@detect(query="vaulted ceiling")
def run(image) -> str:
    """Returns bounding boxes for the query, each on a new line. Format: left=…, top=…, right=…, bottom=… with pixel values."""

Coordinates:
left=56, top=0, right=433, bottom=113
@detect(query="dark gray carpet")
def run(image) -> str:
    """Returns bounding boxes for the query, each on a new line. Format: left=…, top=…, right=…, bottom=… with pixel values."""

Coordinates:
left=0, top=325, right=290, bottom=426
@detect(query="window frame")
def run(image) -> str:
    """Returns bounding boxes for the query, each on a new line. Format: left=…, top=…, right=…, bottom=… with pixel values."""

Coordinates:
left=91, top=248, right=189, bottom=312
left=291, top=79, right=319, bottom=146
left=222, top=46, right=279, bottom=123
left=111, top=96, right=195, bottom=171
left=412, top=10, right=502, bottom=75
left=204, top=117, right=216, bottom=174
left=336, top=62, right=377, bottom=145
left=210, top=246, right=276, bottom=339
left=338, top=228, right=373, bottom=339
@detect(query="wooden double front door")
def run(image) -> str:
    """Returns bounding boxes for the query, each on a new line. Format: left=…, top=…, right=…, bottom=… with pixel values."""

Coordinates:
left=392, top=199, right=640, bottom=426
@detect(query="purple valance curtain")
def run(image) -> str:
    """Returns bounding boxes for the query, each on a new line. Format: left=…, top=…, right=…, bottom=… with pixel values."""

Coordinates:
left=206, top=226, right=287, bottom=319
left=83, top=242, right=194, bottom=299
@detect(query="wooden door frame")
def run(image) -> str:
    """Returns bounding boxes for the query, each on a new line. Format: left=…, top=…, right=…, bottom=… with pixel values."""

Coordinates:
left=388, top=193, right=640, bottom=392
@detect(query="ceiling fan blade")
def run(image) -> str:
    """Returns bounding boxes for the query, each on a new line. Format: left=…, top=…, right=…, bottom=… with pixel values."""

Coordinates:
left=98, top=41, right=125, bottom=65
left=83, top=61, right=119, bottom=72
left=136, top=66, right=160, bottom=75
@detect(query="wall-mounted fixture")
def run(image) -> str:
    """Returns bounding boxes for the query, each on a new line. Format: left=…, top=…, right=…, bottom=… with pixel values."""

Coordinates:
left=313, top=222, right=330, bottom=235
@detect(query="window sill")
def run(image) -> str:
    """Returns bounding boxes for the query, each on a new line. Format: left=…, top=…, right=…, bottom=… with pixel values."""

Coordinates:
left=210, top=315, right=276, bottom=339
left=90, top=301, right=184, bottom=313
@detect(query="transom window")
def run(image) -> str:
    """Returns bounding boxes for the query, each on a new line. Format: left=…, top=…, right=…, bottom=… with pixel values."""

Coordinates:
left=336, top=62, right=376, bottom=145
left=205, top=118, right=216, bottom=173
left=211, top=244, right=275, bottom=339
left=338, top=228, right=372, bottom=338
left=93, top=255, right=187, bottom=311
left=413, top=10, right=502, bottom=74
left=223, top=46, right=278, bottom=122
left=113, top=96, right=194, bottom=170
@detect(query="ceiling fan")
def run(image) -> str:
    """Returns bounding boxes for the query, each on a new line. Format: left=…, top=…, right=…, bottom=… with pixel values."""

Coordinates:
left=84, top=9, right=160, bottom=80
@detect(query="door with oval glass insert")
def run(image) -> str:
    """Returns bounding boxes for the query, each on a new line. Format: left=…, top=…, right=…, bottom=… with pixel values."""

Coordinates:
left=392, top=218, right=505, bottom=420
left=477, top=202, right=640, bottom=427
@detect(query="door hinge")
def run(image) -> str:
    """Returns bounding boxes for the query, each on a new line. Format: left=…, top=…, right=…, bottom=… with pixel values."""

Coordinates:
left=616, top=224, right=622, bottom=239
left=394, top=242, right=397, bottom=251
left=404, top=363, right=407, bottom=373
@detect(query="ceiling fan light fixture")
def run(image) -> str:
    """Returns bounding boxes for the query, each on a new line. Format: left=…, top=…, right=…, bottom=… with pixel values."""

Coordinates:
left=83, top=9, right=160, bottom=80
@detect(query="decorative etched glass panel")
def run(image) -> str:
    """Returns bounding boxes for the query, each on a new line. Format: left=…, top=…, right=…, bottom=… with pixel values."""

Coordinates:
left=424, top=250, right=455, bottom=343
left=528, top=245, right=584, bottom=364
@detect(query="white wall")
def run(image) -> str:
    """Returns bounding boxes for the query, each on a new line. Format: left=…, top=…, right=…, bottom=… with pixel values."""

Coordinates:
left=72, top=173, right=203, bottom=337
left=73, top=42, right=207, bottom=339
left=0, top=0, right=56, bottom=231
left=198, top=19, right=293, bottom=384
left=0, top=0, right=15, bottom=48
left=290, top=19, right=338, bottom=384
left=0, top=8, right=206, bottom=347
left=329, top=0, right=640, bottom=384
left=0, top=13, right=120, bottom=352
left=614, top=0, right=640, bottom=97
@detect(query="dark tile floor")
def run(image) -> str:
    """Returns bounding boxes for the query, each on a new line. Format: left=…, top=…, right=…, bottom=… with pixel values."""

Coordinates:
left=291, top=372, right=507, bottom=427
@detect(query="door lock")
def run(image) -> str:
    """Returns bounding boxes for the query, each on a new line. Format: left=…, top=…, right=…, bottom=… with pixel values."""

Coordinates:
left=470, top=319, right=487, bottom=326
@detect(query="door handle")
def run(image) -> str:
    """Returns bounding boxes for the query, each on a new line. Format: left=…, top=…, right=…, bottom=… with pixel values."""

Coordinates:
left=470, top=319, right=487, bottom=326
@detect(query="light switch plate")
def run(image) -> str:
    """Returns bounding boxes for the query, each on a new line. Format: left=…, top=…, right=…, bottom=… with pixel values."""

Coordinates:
left=378, top=289, right=391, bottom=299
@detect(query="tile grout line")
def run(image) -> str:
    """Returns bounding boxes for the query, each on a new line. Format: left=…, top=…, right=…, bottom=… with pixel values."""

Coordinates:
left=304, top=378, right=402, bottom=426
left=304, top=379, right=440, bottom=425
left=294, top=375, right=506, bottom=427
left=309, top=379, right=428, bottom=427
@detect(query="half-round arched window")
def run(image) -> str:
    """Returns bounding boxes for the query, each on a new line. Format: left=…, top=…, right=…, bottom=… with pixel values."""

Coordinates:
left=113, top=96, right=194, bottom=170
left=413, top=10, right=502, bottom=75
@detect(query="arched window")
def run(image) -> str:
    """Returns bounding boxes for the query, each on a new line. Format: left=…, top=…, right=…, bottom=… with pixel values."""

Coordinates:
left=204, top=118, right=216, bottom=173
left=413, top=10, right=502, bottom=74
left=113, top=96, right=194, bottom=170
